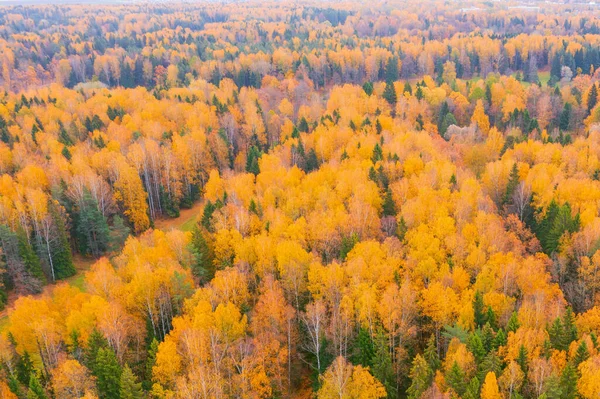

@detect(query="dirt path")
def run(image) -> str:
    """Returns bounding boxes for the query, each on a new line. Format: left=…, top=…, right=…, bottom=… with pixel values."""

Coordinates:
left=153, top=200, right=204, bottom=232
left=0, top=200, right=204, bottom=329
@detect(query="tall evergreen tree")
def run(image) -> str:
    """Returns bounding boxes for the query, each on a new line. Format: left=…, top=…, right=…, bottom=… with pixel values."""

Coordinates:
left=16, top=352, right=34, bottom=386
left=382, top=187, right=397, bottom=217
left=371, top=143, right=383, bottom=163
left=386, top=57, right=399, bottom=82
left=503, top=163, right=520, bottom=205
left=108, top=215, right=130, bottom=252
left=47, top=200, right=75, bottom=280
left=144, top=338, right=159, bottom=390
left=463, top=377, right=481, bottom=399
left=17, top=229, right=45, bottom=283
left=507, top=311, right=520, bottom=333
left=383, top=81, right=397, bottom=105
left=120, top=364, right=143, bottom=399
left=190, top=225, right=215, bottom=281
left=407, top=354, right=432, bottom=399
left=27, top=373, right=47, bottom=399
left=573, top=340, right=590, bottom=367
left=85, top=329, right=108, bottom=373
left=76, top=191, right=110, bottom=257
left=473, top=291, right=487, bottom=328
left=446, top=361, right=467, bottom=396
left=371, top=331, right=397, bottom=398
left=561, top=364, right=578, bottom=399
left=517, top=345, right=529, bottom=374
left=560, top=102, right=572, bottom=131
left=477, top=352, right=502, bottom=383
left=588, top=83, right=598, bottom=115
left=246, top=145, right=262, bottom=175
left=362, top=81, right=374, bottom=96
left=95, top=347, right=122, bottom=399
left=353, top=328, right=374, bottom=367
left=424, top=334, right=441, bottom=372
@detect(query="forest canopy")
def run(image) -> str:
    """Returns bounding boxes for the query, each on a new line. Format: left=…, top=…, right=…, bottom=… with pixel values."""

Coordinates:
left=2, top=0, right=600, bottom=398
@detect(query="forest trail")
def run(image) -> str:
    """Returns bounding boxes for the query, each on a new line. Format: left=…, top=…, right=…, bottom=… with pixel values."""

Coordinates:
left=0, top=200, right=204, bottom=331
left=153, top=200, right=204, bottom=232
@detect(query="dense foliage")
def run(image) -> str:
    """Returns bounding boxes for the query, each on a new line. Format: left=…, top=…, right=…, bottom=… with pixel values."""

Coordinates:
left=2, top=1, right=600, bottom=398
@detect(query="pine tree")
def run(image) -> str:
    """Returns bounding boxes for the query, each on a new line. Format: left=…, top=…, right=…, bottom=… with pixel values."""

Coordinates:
left=560, top=103, right=572, bottom=131
left=573, top=340, right=589, bottom=367
left=385, top=57, right=399, bottom=82
left=120, top=364, right=143, bottom=399
left=550, top=54, right=562, bottom=81
left=440, top=112, right=457, bottom=136
left=371, top=143, right=383, bottom=163
left=481, top=324, right=495, bottom=352
left=485, top=85, right=492, bottom=107
left=407, top=354, right=432, bottom=399
left=516, top=345, right=528, bottom=374
left=438, top=101, right=450, bottom=130
left=246, top=145, right=262, bottom=175
left=478, top=352, right=502, bottom=383
left=371, top=331, right=397, bottom=398
left=416, top=86, right=424, bottom=101
left=493, top=329, right=507, bottom=350
left=503, top=163, right=520, bottom=205
left=415, top=114, right=424, bottom=130
left=30, top=124, right=39, bottom=145
left=16, top=351, right=34, bottom=385
left=469, top=333, right=486, bottom=364
left=562, top=308, right=578, bottom=349
left=446, top=361, right=467, bottom=396
left=561, top=364, right=578, bottom=399
left=382, top=188, right=397, bottom=217
left=76, top=191, right=110, bottom=257
left=537, top=201, right=580, bottom=255
left=588, top=84, right=598, bottom=115
left=8, top=374, right=23, bottom=398
left=463, top=377, right=480, bottom=399
left=85, top=329, right=108, bottom=372
left=61, top=146, right=71, bottom=160
left=383, top=81, right=397, bottom=105
left=144, top=338, right=159, bottom=390
left=95, top=347, right=122, bottom=399
left=305, top=149, right=319, bottom=172
left=363, top=82, right=374, bottom=96
left=298, top=117, right=309, bottom=133
left=424, top=334, right=441, bottom=372
left=473, top=291, right=487, bottom=328
left=27, top=373, right=47, bottom=399
left=191, top=226, right=215, bottom=281
left=353, top=328, right=374, bottom=367
left=58, top=121, right=73, bottom=146
left=108, top=215, right=130, bottom=252
left=17, top=229, right=45, bottom=283
left=48, top=200, right=75, bottom=279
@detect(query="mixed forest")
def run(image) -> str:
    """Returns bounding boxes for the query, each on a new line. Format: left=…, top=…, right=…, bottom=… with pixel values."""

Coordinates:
left=4, top=0, right=600, bottom=398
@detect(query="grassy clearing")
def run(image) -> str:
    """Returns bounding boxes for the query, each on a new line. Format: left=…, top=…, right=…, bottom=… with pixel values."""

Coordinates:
left=180, top=213, right=199, bottom=232
left=154, top=200, right=204, bottom=232
left=539, top=70, right=551, bottom=86
left=67, top=273, right=87, bottom=292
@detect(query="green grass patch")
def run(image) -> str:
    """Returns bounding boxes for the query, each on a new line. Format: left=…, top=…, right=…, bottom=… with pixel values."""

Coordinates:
left=67, top=273, right=87, bottom=292
left=539, top=71, right=551, bottom=86
left=180, top=214, right=198, bottom=232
